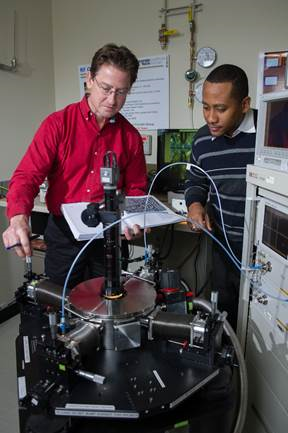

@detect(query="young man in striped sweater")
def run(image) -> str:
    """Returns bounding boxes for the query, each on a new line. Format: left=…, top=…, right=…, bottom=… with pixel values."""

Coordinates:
left=185, top=64, right=257, bottom=330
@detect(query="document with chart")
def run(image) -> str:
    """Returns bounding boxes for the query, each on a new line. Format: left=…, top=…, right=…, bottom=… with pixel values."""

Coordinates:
left=61, top=195, right=185, bottom=241
left=123, top=195, right=185, bottom=229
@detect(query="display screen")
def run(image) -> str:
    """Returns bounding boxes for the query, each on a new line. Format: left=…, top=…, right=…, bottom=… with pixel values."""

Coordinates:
left=264, top=99, right=288, bottom=149
left=262, top=205, right=288, bottom=259
left=156, top=129, right=197, bottom=192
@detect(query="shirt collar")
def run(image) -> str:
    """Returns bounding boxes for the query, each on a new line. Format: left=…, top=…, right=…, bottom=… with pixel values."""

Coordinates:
left=80, top=96, right=117, bottom=125
left=211, top=109, right=256, bottom=141
left=233, top=108, right=256, bottom=136
left=80, top=95, right=91, bottom=119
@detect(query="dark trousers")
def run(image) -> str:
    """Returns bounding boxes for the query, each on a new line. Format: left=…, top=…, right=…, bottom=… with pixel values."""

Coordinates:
left=211, top=235, right=242, bottom=331
left=44, top=215, right=128, bottom=289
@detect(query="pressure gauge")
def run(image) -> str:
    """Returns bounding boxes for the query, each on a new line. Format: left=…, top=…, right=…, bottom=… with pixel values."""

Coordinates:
left=196, top=47, right=217, bottom=68
left=194, top=79, right=205, bottom=103
left=185, top=68, right=199, bottom=82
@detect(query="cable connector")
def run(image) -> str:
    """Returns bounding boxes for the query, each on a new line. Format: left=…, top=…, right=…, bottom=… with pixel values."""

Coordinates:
left=241, top=264, right=263, bottom=271
left=59, top=316, right=66, bottom=335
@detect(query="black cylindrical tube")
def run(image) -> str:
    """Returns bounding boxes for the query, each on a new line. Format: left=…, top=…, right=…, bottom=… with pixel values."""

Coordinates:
left=151, top=311, right=192, bottom=340
left=103, top=189, right=122, bottom=298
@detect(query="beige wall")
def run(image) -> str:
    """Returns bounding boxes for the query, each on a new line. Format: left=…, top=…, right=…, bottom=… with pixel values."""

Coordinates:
left=1, top=0, right=288, bottom=176
left=51, top=0, right=288, bottom=128
left=0, top=0, right=55, bottom=180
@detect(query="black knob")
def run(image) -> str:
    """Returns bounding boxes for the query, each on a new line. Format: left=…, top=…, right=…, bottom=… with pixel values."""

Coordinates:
left=81, top=203, right=101, bottom=227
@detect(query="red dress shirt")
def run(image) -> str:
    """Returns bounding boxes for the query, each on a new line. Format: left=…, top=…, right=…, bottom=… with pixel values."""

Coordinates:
left=7, top=97, right=147, bottom=218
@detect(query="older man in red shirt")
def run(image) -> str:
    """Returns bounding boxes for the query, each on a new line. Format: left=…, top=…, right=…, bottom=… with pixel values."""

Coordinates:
left=3, top=44, right=147, bottom=288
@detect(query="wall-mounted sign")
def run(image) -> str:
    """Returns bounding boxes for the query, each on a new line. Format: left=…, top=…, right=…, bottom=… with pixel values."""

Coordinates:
left=121, top=55, right=169, bottom=130
left=78, top=55, right=169, bottom=130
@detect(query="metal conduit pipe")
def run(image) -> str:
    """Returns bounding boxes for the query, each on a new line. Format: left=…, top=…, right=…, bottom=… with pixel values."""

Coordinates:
left=192, top=298, right=248, bottom=433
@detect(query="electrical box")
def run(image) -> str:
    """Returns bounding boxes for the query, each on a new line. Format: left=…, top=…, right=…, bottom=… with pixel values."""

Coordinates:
left=238, top=49, right=288, bottom=433
left=141, top=134, right=152, bottom=155
left=239, top=165, right=288, bottom=433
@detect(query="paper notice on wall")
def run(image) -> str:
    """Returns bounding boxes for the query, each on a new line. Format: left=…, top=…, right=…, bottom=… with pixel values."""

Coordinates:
left=78, top=54, right=169, bottom=129
left=121, top=55, right=169, bottom=130
left=78, top=64, right=90, bottom=98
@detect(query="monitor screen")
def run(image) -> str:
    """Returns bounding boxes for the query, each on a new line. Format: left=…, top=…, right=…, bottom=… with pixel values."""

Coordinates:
left=264, top=99, right=288, bottom=149
left=156, top=129, right=197, bottom=193
left=262, top=205, right=288, bottom=260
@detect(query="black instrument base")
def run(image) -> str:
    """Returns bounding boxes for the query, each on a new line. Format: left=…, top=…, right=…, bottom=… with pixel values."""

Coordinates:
left=16, top=305, right=238, bottom=433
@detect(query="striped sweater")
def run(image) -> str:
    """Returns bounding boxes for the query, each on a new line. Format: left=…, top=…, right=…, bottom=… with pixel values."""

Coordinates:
left=185, top=111, right=257, bottom=245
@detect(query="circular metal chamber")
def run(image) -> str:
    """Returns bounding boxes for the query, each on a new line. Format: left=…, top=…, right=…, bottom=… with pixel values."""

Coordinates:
left=68, top=277, right=156, bottom=322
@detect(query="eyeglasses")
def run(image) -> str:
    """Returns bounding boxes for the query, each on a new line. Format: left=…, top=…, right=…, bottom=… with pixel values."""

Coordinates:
left=94, top=77, right=130, bottom=98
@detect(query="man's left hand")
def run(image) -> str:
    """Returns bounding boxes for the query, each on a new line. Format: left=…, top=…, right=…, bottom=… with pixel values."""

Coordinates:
left=123, top=224, right=150, bottom=240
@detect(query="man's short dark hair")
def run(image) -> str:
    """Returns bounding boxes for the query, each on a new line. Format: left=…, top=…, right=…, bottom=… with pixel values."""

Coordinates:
left=205, top=64, right=249, bottom=102
left=90, top=43, right=139, bottom=85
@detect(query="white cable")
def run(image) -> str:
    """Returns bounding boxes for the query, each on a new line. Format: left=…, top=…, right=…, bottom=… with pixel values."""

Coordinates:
left=60, top=163, right=288, bottom=329
left=60, top=211, right=175, bottom=329
left=186, top=162, right=242, bottom=265
left=143, top=163, right=288, bottom=304
left=185, top=216, right=241, bottom=271
left=60, top=213, right=142, bottom=327
left=143, top=161, right=241, bottom=267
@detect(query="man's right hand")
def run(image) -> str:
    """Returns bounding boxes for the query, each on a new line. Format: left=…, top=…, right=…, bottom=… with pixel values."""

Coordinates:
left=2, top=214, right=32, bottom=258
left=187, top=202, right=212, bottom=232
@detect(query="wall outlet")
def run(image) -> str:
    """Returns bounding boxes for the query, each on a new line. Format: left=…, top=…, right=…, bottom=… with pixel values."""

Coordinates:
left=141, top=134, right=152, bottom=155
left=171, top=198, right=187, bottom=214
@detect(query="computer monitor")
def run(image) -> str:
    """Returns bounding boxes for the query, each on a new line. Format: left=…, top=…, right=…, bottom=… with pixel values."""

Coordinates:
left=256, top=196, right=288, bottom=262
left=156, top=129, right=197, bottom=193
left=254, top=50, right=288, bottom=171
left=264, top=99, right=288, bottom=149
left=255, top=94, right=288, bottom=171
